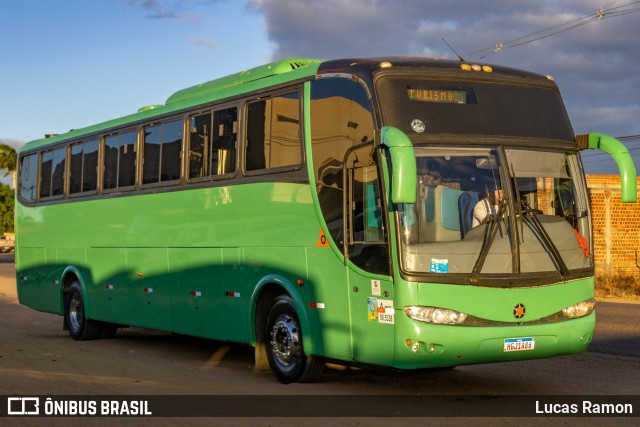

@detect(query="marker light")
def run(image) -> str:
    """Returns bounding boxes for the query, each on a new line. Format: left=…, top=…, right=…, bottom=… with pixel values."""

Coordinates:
left=561, top=298, right=596, bottom=319
left=404, top=306, right=468, bottom=325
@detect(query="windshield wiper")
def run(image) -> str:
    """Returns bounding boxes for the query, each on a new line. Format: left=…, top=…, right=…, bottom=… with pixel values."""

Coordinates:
left=509, top=162, right=570, bottom=280
left=509, top=165, right=522, bottom=274
left=468, top=197, right=507, bottom=284
left=521, top=208, right=571, bottom=280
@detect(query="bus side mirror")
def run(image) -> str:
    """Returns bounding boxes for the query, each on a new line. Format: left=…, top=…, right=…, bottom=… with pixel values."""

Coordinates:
left=577, top=133, right=637, bottom=203
left=378, top=126, right=417, bottom=204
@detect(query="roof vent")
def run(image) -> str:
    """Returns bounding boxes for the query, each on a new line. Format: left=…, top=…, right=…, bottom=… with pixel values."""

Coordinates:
left=138, top=105, right=163, bottom=113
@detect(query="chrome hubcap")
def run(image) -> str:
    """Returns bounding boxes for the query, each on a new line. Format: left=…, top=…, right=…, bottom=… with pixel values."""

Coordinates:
left=69, top=293, right=83, bottom=332
left=269, top=314, right=301, bottom=366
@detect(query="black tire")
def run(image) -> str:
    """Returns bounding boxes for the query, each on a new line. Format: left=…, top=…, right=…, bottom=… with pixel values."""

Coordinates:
left=99, top=323, right=118, bottom=339
left=265, top=295, right=324, bottom=384
left=65, top=281, right=101, bottom=341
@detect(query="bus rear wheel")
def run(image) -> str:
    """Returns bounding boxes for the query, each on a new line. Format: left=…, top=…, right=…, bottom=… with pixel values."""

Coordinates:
left=65, top=281, right=101, bottom=340
left=265, top=295, right=324, bottom=383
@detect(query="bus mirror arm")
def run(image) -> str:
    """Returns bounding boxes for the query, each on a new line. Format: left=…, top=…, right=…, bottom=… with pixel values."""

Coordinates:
left=377, top=126, right=417, bottom=204
left=577, top=133, right=637, bottom=203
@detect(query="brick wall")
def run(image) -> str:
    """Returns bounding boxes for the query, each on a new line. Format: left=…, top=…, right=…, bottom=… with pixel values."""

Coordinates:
left=586, top=175, right=640, bottom=275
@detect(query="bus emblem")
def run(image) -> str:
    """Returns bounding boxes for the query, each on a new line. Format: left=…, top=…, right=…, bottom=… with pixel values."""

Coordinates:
left=513, top=303, right=526, bottom=319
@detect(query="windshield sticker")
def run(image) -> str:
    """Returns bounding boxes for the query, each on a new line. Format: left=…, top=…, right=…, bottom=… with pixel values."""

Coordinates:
left=411, top=119, right=426, bottom=133
left=430, top=258, right=449, bottom=273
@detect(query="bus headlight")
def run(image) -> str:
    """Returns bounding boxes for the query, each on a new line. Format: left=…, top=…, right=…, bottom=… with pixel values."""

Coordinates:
left=561, top=298, right=596, bottom=319
left=403, top=306, right=468, bottom=325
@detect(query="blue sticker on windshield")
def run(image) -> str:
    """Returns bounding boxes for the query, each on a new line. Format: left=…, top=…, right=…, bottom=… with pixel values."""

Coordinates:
left=430, top=258, right=449, bottom=273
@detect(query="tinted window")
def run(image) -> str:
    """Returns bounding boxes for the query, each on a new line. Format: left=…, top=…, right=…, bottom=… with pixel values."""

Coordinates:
left=246, top=92, right=300, bottom=171
left=19, top=154, right=38, bottom=202
left=39, top=151, right=52, bottom=198
left=70, top=139, right=98, bottom=194
left=104, top=131, right=137, bottom=190
left=310, top=78, right=375, bottom=244
left=189, top=107, right=237, bottom=179
left=39, top=147, right=66, bottom=198
left=143, top=119, right=183, bottom=185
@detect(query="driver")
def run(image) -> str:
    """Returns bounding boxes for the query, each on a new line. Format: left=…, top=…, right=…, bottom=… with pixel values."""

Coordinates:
left=472, top=186, right=503, bottom=227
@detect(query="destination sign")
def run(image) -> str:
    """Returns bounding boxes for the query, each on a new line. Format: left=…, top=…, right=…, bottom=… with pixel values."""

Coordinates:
left=407, top=89, right=467, bottom=104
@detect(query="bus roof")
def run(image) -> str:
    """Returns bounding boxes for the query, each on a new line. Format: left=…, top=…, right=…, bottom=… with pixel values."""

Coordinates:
left=165, top=58, right=323, bottom=105
left=316, top=56, right=554, bottom=82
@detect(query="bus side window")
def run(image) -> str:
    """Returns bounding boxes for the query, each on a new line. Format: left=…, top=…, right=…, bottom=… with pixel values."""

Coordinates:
left=70, top=139, right=98, bottom=194
left=19, top=154, right=38, bottom=202
left=143, top=119, right=183, bottom=185
left=211, top=108, right=237, bottom=175
left=104, top=130, right=137, bottom=190
left=245, top=92, right=301, bottom=172
left=310, top=77, right=375, bottom=246
left=189, top=107, right=237, bottom=179
left=189, top=112, right=212, bottom=179
left=39, top=147, right=66, bottom=199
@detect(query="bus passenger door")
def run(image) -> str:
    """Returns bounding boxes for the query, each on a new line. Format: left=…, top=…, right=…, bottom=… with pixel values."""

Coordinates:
left=345, top=163, right=396, bottom=365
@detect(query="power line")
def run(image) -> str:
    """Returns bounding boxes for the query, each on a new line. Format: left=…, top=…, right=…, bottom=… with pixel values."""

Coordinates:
left=576, top=134, right=640, bottom=164
left=462, top=1, right=640, bottom=59
left=618, top=135, right=640, bottom=141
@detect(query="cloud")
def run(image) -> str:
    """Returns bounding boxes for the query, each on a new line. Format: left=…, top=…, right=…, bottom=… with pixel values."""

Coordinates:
left=122, top=0, right=203, bottom=20
left=189, top=36, right=219, bottom=51
left=249, top=0, right=640, bottom=136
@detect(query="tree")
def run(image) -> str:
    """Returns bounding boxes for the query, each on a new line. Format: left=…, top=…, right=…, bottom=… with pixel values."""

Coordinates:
left=0, top=143, right=17, bottom=178
left=0, top=183, right=14, bottom=233
left=0, top=145, right=16, bottom=231
left=0, top=143, right=17, bottom=190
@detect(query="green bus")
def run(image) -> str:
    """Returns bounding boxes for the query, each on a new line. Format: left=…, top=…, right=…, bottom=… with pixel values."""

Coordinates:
left=16, top=57, right=637, bottom=383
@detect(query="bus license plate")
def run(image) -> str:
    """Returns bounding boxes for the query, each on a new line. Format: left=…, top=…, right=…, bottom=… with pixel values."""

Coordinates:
left=504, top=337, right=535, bottom=352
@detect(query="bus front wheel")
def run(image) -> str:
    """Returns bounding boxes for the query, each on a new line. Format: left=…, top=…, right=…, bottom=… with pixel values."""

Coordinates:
left=265, top=295, right=324, bottom=383
left=65, top=281, right=101, bottom=341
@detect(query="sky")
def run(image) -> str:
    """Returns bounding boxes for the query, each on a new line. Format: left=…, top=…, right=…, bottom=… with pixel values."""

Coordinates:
left=1, top=0, right=639, bottom=175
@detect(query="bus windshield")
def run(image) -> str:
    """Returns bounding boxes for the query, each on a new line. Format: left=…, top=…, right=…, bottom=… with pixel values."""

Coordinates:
left=398, top=146, right=592, bottom=283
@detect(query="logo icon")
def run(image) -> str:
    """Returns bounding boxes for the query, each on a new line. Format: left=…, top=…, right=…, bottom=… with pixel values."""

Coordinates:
left=7, top=397, right=40, bottom=415
left=513, top=303, right=526, bottom=319
left=410, top=119, right=426, bottom=133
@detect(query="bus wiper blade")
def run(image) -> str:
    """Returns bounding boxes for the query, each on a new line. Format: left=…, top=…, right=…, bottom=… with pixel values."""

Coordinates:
left=509, top=164, right=522, bottom=273
left=469, top=199, right=506, bottom=284
left=521, top=210, right=571, bottom=280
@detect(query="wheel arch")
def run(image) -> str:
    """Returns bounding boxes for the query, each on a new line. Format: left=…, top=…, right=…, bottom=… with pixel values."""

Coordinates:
left=250, top=274, right=314, bottom=355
